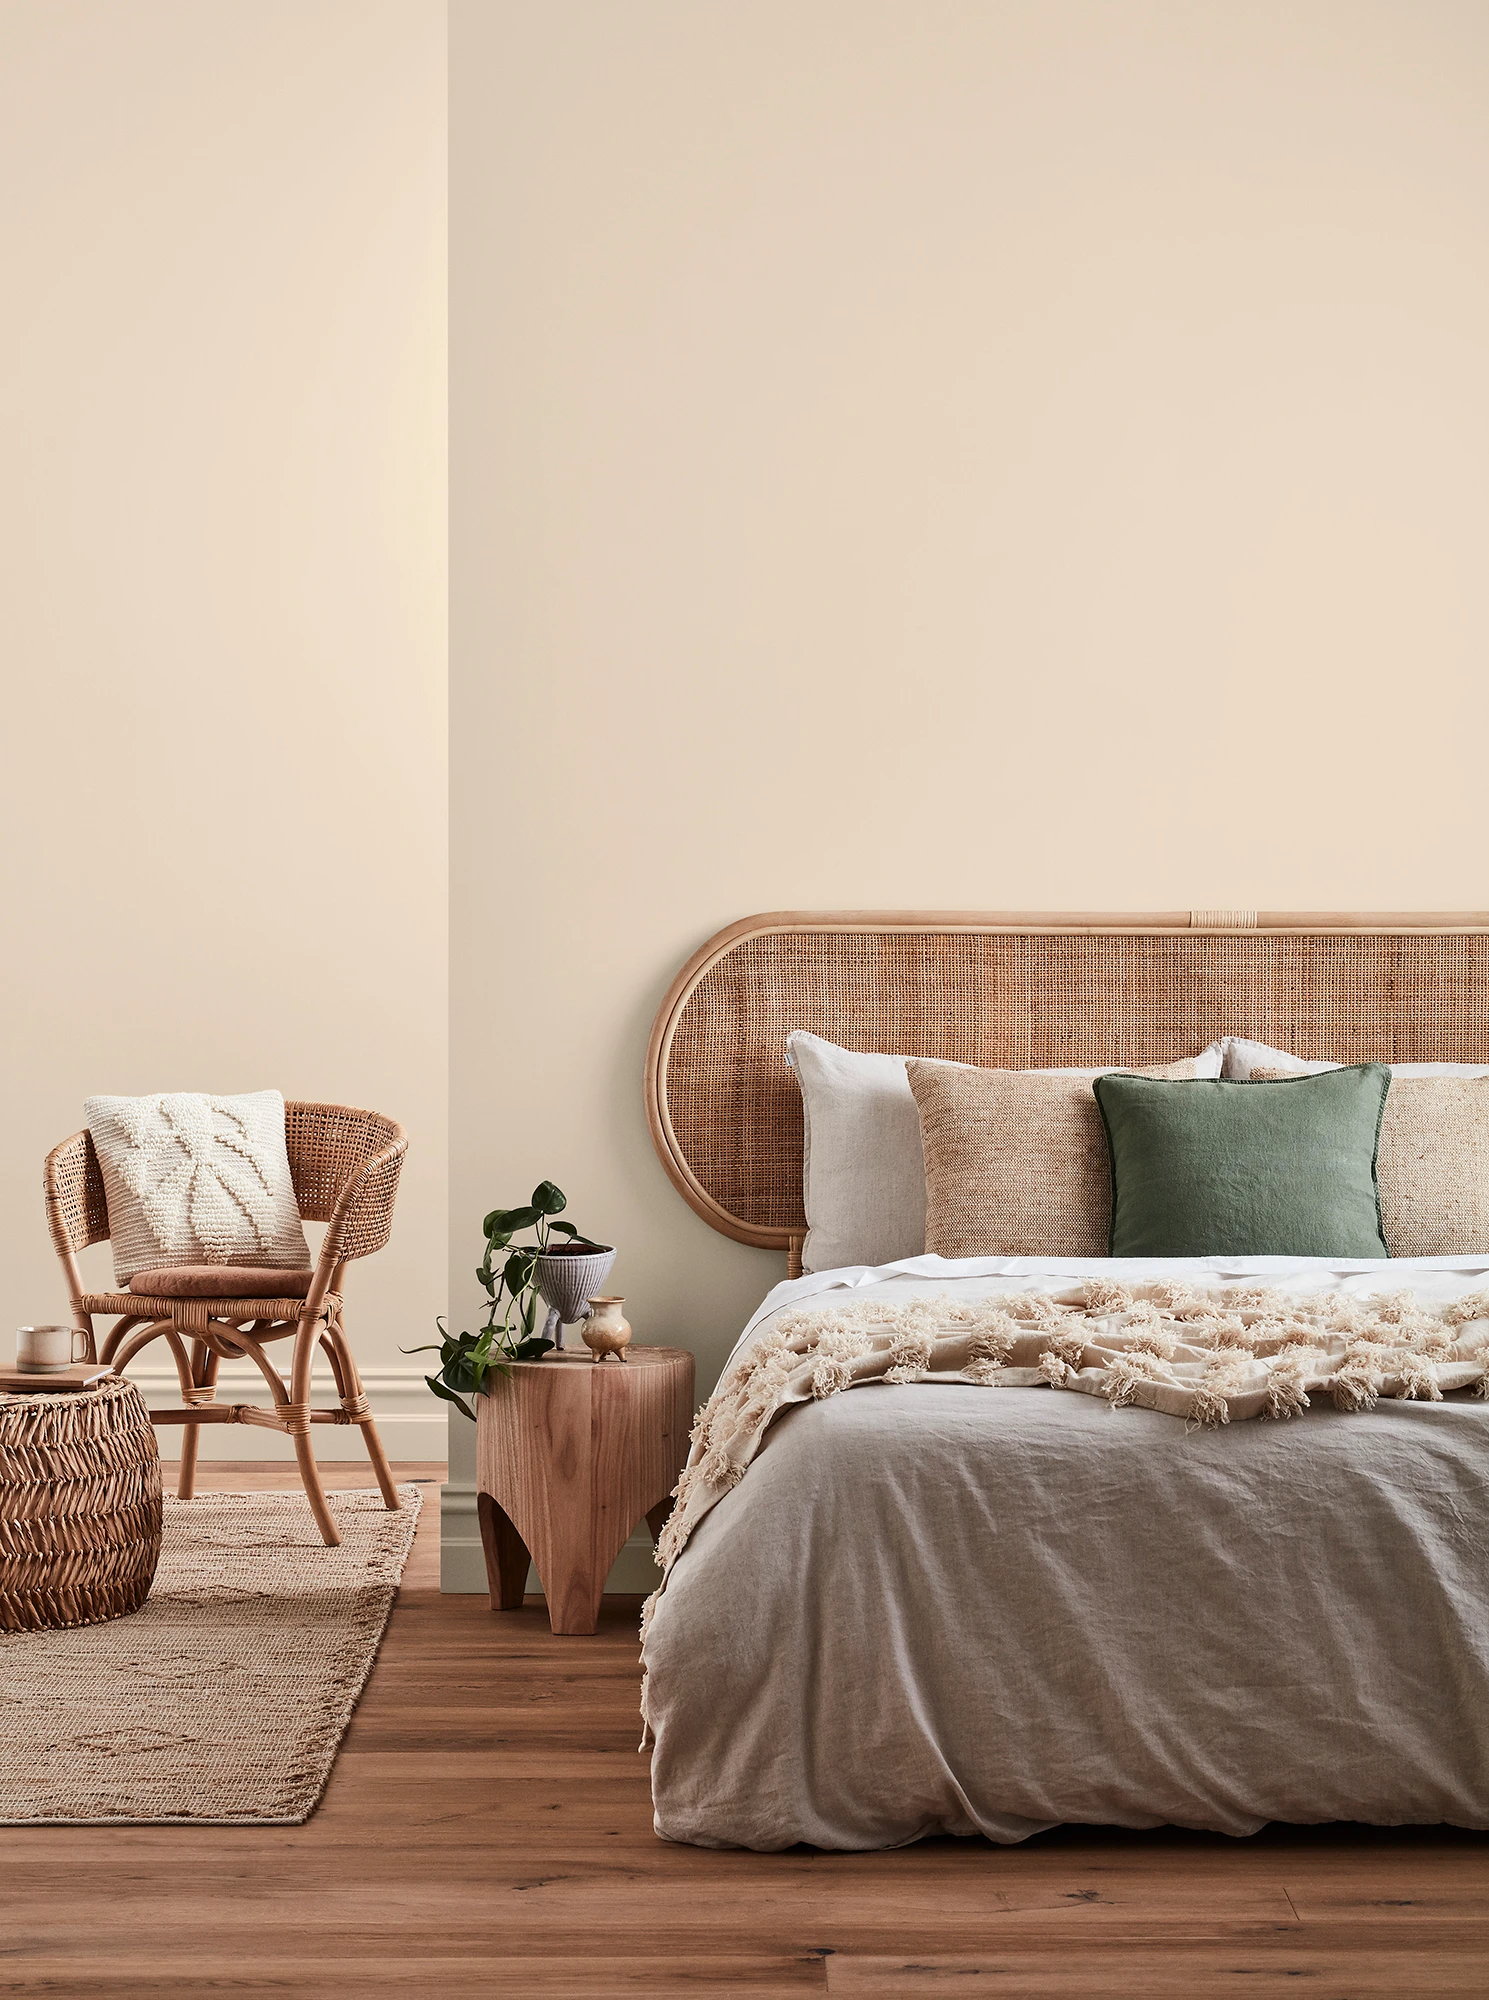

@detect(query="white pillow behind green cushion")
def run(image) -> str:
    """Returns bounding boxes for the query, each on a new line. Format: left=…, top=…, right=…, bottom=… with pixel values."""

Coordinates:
left=786, top=1031, right=1224, bottom=1274
left=84, top=1089, right=311, bottom=1286
left=1222, top=1036, right=1489, bottom=1080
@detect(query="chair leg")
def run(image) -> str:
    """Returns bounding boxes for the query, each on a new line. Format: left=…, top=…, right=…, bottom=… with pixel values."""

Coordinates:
left=177, top=1422, right=201, bottom=1502
left=176, top=1341, right=219, bottom=1501
left=293, top=1428, right=341, bottom=1548
left=291, top=1313, right=340, bottom=1547
left=326, top=1317, right=400, bottom=1512
left=359, top=1415, right=400, bottom=1512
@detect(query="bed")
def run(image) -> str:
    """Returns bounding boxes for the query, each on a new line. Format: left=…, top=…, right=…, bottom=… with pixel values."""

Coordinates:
left=640, top=911, right=1489, bottom=1851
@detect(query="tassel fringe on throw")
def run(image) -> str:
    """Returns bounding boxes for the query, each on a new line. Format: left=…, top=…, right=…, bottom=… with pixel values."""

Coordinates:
left=640, top=1282, right=1489, bottom=1652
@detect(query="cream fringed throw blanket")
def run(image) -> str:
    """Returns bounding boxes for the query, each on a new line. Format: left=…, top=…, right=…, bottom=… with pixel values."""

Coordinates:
left=640, top=1278, right=1489, bottom=1645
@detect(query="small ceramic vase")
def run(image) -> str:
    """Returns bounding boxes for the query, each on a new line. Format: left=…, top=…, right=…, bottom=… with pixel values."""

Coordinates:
left=582, top=1297, right=632, bottom=1363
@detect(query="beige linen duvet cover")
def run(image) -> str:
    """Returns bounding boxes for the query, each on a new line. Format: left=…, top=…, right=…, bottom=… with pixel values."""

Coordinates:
left=642, top=1255, right=1489, bottom=1851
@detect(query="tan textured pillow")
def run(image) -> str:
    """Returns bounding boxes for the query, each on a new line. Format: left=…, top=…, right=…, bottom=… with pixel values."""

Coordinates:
left=907, top=1058, right=1200, bottom=1258
left=1254, top=1069, right=1489, bottom=1257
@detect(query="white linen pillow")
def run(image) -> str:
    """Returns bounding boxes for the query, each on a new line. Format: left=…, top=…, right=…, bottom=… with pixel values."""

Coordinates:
left=1221, top=1036, right=1489, bottom=1080
left=786, top=1031, right=1224, bottom=1274
left=84, top=1089, right=311, bottom=1286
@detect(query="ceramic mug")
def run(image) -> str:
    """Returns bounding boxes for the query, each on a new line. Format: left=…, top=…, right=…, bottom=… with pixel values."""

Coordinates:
left=16, top=1325, right=90, bottom=1372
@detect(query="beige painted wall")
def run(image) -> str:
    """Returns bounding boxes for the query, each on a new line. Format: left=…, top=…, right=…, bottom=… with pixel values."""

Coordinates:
left=448, top=0, right=1489, bottom=1585
left=1, top=1, right=448, bottom=1460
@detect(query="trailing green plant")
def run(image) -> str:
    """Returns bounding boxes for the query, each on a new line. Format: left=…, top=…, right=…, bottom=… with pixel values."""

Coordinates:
left=406, top=1181, right=603, bottom=1420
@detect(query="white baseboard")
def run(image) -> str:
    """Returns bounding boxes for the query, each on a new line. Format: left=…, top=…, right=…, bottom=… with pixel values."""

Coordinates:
left=125, top=1362, right=446, bottom=1462
left=438, top=1479, right=662, bottom=1596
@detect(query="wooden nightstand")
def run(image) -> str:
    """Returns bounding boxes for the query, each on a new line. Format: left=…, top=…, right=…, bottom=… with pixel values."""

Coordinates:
left=475, top=1345, right=695, bottom=1636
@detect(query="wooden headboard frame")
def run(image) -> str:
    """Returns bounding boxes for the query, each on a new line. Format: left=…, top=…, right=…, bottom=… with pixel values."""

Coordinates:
left=645, top=910, right=1489, bottom=1274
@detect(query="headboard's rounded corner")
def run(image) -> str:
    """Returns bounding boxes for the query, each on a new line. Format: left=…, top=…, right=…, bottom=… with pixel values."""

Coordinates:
left=644, top=915, right=805, bottom=1252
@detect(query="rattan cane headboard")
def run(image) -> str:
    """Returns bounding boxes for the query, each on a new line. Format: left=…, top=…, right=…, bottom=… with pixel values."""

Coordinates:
left=644, top=909, right=1489, bottom=1263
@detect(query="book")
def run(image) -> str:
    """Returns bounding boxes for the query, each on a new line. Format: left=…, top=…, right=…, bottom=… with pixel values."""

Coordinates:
left=0, top=1363, right=117, bottom=1395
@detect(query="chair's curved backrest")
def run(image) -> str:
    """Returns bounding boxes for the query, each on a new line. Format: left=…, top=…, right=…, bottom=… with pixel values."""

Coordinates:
left=44, top=1131, right=110, bottom=1258
left=45, top=1104, right=407, bottom=1266
left=286, top=1102, right=407, bottom=1261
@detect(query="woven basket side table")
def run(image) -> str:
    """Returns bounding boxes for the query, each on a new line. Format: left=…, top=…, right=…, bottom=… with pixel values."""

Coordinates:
left=0, top=1377, right=163, bottom=1633
left=476, top=1346, right=695, bottom=1636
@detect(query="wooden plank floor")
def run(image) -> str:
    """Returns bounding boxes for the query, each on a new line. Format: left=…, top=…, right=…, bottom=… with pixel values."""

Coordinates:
left=4, top=1464, right=1487, bottom=1999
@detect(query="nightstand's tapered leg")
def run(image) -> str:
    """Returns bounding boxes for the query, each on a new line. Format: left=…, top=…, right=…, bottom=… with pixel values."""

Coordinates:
left=477, top=1491, right=532, bottom=1611
left=535, top=1518, right=612, bottom=1636
left=646, top=1498, right=674, bottom=1543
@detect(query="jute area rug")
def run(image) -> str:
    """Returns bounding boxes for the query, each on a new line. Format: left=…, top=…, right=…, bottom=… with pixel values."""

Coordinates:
left=0, top=1483, right=421, bottom=1826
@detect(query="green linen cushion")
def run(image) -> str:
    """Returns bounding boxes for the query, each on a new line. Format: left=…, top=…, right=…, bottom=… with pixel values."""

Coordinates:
left=1091, top=1066, right=1391, bottom=1259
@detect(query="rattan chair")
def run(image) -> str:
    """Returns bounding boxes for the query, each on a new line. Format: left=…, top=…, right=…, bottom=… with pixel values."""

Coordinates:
left=42, top=1103, right=407, bottom=1547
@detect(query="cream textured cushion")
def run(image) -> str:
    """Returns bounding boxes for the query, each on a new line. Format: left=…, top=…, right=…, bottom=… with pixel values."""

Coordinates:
left=84, top=1090, right=311, bottom=1287
left=787, top=1032, right=1223, bottom=1273
left=1251, top=1068, right=1489, bottom=1257
left=1379, top=1078, right=1489, bottom=1255
left=907, top=1058, right=1204, bottom=1258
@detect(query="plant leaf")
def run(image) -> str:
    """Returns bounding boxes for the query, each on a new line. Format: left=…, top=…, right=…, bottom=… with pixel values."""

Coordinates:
left=425, top=1374, right=475, bottom=1420
left=504, top=1248, right=537, bottom=1292
left=510, top=1336, right=554, bottom=1360
left=546, top=1220, right=578, bottom=1238
left=404, top=1313, right=454, bottom=1358
left=531, top=1181, right=567, bottom=1215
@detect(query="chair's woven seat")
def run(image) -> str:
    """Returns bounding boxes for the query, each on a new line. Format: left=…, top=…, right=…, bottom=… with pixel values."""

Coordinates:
left=128, top=1266, right=316, bottom=1299
left=79, top=1289, right=335, bottom=1326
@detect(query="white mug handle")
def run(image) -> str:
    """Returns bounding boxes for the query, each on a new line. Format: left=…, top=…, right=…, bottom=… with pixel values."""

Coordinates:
left=71, top=1328, right=90, bottom=1363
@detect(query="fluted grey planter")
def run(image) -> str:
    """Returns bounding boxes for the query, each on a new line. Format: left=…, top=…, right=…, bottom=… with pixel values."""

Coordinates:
left=533, top=1246, right=617, bottom=1351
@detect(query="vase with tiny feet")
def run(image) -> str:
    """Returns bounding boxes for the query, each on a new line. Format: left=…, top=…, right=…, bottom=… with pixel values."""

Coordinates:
left=581, top=1297, right=631, bottom=1362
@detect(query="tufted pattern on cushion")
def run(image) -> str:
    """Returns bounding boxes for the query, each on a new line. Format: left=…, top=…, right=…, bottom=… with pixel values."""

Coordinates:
left=83, top=1090, right=311, bottom=1286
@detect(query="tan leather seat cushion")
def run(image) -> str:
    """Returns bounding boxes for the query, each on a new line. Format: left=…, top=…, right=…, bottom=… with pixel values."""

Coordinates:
left=127, top=1266, right=315, bottom=1299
